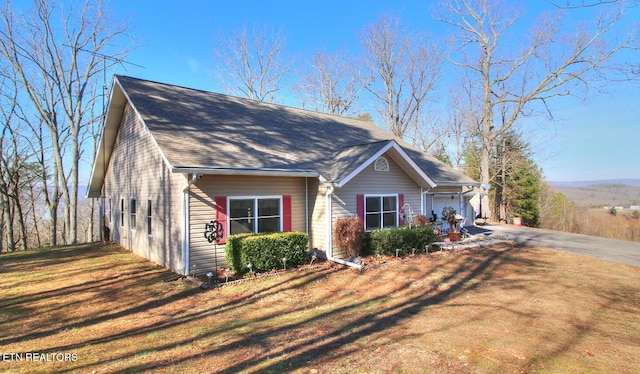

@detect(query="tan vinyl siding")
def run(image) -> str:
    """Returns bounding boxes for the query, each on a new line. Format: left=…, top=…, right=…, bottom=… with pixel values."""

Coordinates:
left=308, top=179, right=328, bottom=257
left=188, top=175, right=309, bottom=273
left=331, top=156, right=422, bottom=259
left=103, top=103, right=185, bottom=272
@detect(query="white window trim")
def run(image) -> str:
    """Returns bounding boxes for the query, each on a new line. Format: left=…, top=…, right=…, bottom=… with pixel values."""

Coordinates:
left=120, top=198, right=125, bottom=227
left=129, top=196, right=137, bottom=231
left=228, top=195, right=283, bottom=235
left=364, top=193, right=398, bottom=231
left=146, top=197, right=152, bottom=237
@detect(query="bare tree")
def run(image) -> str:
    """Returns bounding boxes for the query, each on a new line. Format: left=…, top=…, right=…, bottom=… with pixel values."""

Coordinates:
left=435, top=84, right=480, bottom=170
left=436, top=0, right=639, bottom=218
left=296, top=49, right=365, bottom=116
left=0, top=0, right=128, bottom=245
left=214, top=24, right=293, bottom=102
left=360, top=13, right=442, bottom=139
left=0, top=75, right=35, bottom=251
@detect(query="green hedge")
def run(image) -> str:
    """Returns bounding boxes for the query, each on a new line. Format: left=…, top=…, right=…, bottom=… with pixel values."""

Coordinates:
left=225, top=232, right=309, bottom=275
left=367, top=225, right=436, bottom=256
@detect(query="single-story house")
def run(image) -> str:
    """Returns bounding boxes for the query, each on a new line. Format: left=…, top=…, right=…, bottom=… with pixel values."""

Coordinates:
left=87, top=75, right=480, bottom=275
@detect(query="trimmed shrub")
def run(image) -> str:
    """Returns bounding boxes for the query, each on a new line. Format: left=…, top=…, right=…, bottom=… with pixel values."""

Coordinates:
left=333, top=217, right=365, bottom=257
left=367, top=225, right=436, bottom=256
left=225, top=232, right=309, bottom=275
left=224, top=233, right=253, bottom=275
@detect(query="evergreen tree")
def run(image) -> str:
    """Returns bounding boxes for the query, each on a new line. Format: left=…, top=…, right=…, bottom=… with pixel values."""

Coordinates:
left=506, top=157, right=542, bottom=227
left=491, top=131, right=542, bottom=227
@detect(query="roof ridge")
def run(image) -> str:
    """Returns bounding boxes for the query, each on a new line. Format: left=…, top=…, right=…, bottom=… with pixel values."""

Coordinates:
left=115, top=75, right=376, bottom=125
left=337, top=139, right=394, bottom=150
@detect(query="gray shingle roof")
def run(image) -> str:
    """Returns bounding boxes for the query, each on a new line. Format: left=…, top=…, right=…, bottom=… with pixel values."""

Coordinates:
left=115, top=75, right=477, bottom=186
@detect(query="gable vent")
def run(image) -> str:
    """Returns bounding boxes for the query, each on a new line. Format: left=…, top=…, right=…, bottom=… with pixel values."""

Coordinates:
left=374, top=156, right=390, bottom=172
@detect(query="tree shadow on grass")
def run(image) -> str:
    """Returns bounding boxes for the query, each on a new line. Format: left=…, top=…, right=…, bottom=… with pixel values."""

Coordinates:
left=7, top=243, right=632, bottom=373
left=99, top=247, right=526, bottom=373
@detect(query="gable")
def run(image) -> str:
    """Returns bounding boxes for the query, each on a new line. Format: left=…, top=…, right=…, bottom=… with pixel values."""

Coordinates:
left=331, top=140, right=436, bottom=189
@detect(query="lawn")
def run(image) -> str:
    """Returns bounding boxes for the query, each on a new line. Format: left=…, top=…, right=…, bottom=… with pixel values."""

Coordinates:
left=0, top=242, right=638, bottom=373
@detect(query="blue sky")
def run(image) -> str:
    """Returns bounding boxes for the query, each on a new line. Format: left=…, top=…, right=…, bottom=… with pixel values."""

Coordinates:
left=106, top=0, right=639, bottom=182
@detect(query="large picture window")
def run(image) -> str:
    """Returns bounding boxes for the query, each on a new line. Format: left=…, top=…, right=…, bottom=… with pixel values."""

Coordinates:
left=365, top=195, right=397, bottom=231
left=229, top=197, right=281, bottom=235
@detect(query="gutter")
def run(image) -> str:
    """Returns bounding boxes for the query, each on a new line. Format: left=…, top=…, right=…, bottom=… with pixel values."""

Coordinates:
left=173, top=166, right=318, bottom=178
left=181, top=173, right=202, bottom=275
left=182, top=173, right=201, bottom=193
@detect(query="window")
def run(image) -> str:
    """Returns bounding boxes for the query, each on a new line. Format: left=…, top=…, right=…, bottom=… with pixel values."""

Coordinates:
left=146, top=199, right=152, bottom=236
left=229, top=197, right=281, bottom=235
left=120, top=198, right=124, bottom=227
left=365, top=195, right=397, bottom=231
left=374, top=156, right=389, bottom=172
left=130, top=198, right=137, bottom=230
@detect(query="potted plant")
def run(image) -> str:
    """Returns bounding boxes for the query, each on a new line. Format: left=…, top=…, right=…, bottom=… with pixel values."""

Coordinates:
left=442, top=206, right=461, bottom=241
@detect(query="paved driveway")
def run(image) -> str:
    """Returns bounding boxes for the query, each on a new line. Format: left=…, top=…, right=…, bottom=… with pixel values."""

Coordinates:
left=467, top=224, right=640, bottom=267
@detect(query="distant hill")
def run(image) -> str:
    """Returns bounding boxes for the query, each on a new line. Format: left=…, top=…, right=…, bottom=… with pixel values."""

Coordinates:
left=547, top=179, right=640, bottom=207
left=549, top=179, right=640, bottom=188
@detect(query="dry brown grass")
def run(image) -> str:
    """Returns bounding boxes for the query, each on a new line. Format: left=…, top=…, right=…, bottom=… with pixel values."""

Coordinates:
left=1, top=242, right=639, bottom=373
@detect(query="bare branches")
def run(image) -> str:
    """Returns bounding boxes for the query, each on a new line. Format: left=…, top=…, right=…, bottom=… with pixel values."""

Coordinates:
left=437, top=0, right=638, bottom=217
left=360, top=13, right=442, bottom=139
left=549, top=0, right=639, bottom=9
left=0, top=0, right=129, bottom=246
left=213, top=24, right=293, bottom=102
left=295, top=49, right=365, bottom=116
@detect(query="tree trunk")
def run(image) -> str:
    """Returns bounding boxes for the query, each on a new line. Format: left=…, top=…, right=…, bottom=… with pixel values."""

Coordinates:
left=14, top=195, right=27, bottom=250
left=28, top=181, right=42, bottom=248
left=5, top=198, right=15, bottom=252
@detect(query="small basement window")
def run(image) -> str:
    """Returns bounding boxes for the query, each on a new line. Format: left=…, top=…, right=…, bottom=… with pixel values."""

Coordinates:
left=374, top=156, right=389, bottom=172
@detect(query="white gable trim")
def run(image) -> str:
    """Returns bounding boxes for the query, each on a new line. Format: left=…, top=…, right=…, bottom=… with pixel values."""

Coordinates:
left=115, top=77, right=173, bottom=171
left=87, top=77, right=173, bottom=198
left=334, top=140, right=437, bottom=189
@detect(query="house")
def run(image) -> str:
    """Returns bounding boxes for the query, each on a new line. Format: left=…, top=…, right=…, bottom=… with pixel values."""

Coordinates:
left=87, top=75, right=480, bottom=275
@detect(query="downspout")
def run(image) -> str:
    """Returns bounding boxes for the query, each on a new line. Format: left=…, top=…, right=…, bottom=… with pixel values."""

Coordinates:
left=305, top=177, right=309, bottom=242
left=324, top=183, right=362, bottom=270
left=324, top=184, right=334, bottom=258
left=182, top=173, right=202, bottom=275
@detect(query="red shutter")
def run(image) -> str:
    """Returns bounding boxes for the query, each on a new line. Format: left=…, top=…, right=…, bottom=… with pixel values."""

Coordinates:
left=356, top=194, right=365, bottom=229
left=215, top=196, right=227, bottom=244
left=283, top=195, right=292, bottom=232
left=398, top=193, right=404, bottom=226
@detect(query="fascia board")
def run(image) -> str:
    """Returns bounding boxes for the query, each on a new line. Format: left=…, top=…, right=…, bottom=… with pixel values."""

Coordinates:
left=335, top=140, right=437, bottom=189
left=172, top=167, right=319, bottom=178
